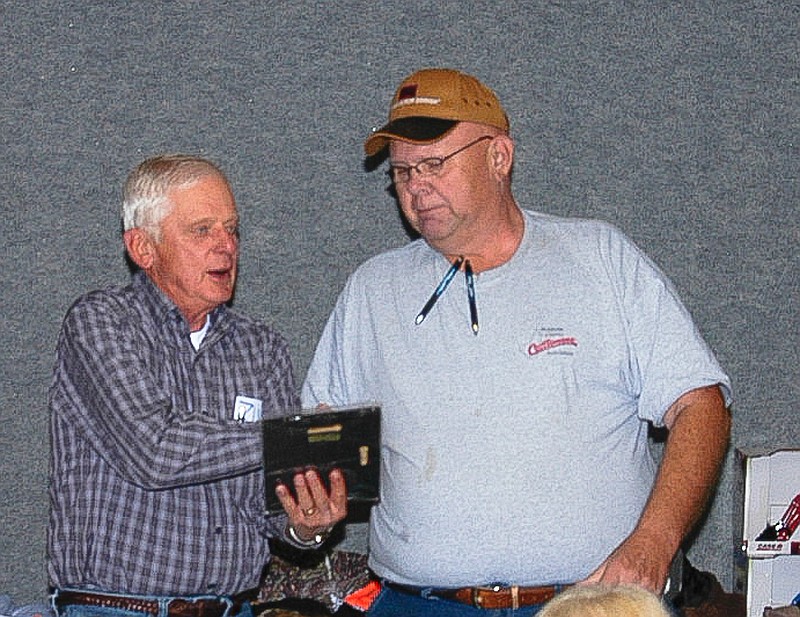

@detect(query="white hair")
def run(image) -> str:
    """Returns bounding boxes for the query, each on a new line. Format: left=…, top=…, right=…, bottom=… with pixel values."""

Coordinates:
left=121, top=154, right=228, bottom=241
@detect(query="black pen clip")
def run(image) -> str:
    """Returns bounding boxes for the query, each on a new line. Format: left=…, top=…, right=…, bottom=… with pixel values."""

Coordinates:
left=415, top=256, right=464, bottom=326
left=464, top=260, right=479, bottom=335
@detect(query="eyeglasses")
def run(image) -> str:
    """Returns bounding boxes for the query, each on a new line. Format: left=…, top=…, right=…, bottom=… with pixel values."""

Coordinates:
left=388, top=135, right=493, bottom=184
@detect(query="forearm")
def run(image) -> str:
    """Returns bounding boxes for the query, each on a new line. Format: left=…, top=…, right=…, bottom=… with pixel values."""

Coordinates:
left=634, top=385, right=731, bottom=555
left=584, top=385, right=731, bottom=591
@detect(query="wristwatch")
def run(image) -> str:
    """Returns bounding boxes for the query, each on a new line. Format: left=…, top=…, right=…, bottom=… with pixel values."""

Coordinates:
left=287, top=524, right=332, bottom=547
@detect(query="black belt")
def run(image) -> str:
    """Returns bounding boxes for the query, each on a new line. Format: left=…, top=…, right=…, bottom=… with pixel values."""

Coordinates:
left=385, top=581, right=570, bottom=610
left=54, top=589, right=250, bottom=617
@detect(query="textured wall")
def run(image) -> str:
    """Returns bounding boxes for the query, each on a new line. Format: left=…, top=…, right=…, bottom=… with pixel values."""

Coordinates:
left=1, top=0, right=797, bottom=604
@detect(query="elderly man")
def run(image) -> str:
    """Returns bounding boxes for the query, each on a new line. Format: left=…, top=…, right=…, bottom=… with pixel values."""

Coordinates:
left=302, top=69, right=732, bottom=616
left=48, top=154, right=346, bottom=617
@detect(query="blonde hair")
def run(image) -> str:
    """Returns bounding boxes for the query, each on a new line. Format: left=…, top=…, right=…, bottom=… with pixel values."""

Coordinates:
left=537, top=584, right=671, bottom=617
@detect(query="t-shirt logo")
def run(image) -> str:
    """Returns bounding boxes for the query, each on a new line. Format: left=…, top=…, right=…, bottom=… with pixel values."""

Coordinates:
left=527, top=328, right=578, bottom=356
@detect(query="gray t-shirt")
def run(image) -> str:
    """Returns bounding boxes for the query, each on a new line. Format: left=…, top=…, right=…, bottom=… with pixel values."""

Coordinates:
left=302, top=209, right=731, bottom=587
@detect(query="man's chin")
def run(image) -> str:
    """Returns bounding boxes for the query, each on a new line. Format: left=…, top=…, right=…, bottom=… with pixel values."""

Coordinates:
left=420, top=227, right=460, bottom=254
left=207, top=282, right=235, bottom=305
left=417, top=221, right=453, bottom=244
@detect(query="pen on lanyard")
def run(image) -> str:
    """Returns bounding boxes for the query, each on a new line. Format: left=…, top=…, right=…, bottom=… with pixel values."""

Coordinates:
left=464, top=259, right=479, bottom=335
left=415, top=256, right=465, bottom=325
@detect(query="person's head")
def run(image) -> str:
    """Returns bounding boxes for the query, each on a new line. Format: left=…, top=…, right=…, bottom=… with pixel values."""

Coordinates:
left=364, top=68, right=517, bottom=261
left=122, top=154, right=239, bottom=330
left=537, top=585, right=672, bottom=617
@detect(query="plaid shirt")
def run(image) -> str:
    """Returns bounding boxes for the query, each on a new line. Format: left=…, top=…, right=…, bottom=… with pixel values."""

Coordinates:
left=48, top=271, right=300, bottom=595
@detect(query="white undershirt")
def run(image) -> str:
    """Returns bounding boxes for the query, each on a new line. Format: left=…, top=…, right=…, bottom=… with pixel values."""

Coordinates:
left=189, top=315, right=211, bottom=350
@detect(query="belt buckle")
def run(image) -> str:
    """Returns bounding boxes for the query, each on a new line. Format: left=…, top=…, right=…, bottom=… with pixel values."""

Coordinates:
left=480, top=583, right=522, bottom=610
left=473, top=583, right=508, bottom=609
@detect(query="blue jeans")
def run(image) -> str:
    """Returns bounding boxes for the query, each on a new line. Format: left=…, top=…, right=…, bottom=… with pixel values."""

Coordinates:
left=50, top=589, right=254, bottom=617
left=367, top=587, right=547, bottom=617
left=367, top=586, right=683, bottom=617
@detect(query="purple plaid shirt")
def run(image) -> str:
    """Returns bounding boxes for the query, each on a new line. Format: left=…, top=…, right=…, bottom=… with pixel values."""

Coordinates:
left=48, top=271, right=300, bottom=595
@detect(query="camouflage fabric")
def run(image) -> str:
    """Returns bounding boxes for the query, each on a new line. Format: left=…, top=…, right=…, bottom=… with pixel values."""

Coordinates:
left=258, top=550, right=371, bottom=613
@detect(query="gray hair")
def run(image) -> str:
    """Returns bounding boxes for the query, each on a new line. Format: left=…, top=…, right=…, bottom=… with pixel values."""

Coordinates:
left=122, top=154, right=228, bottom=241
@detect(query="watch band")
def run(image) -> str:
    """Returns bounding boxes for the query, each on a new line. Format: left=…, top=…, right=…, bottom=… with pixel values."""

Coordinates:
left=287, top=524, right=330, bottom=547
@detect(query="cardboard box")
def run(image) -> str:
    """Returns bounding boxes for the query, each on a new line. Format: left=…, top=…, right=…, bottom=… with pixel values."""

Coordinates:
left=734, top=449, right=800, bottom=617
left=744, top=556, right=800, bottom=616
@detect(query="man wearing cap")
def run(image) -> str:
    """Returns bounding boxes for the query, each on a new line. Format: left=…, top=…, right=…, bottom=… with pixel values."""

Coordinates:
left=303, top=68, right=732, bottom=616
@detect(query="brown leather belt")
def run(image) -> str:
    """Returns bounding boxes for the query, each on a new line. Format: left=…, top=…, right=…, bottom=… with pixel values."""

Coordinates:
left=54, top=590, right=245, bottom=617
left=386, top=581, right=569, bottom=609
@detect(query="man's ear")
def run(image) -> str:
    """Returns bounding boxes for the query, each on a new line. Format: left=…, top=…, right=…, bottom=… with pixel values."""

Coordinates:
left=488, top=135, right=514, bottom=179
left=124, top=228, right=156, bottom=270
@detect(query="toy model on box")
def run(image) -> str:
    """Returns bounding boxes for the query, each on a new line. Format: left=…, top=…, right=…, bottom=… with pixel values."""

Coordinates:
left=757, top=493, right=800, bottom=543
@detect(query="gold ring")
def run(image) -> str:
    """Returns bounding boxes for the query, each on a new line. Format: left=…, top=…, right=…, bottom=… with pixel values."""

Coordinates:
left=303, top=507, right=317, bottom=516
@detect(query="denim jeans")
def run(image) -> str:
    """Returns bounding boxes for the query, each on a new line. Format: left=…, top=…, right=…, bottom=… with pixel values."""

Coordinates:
left=367, top=587, right=547, bottom=617
left=367, top=586, right=683, bottom=617
left=50, top=589, right=254, bottom=617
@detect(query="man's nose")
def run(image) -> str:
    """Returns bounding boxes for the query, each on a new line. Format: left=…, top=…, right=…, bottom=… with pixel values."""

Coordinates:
left=405, top=169, right=431, bottom=194
left=212, top=226, right=238, bottom=252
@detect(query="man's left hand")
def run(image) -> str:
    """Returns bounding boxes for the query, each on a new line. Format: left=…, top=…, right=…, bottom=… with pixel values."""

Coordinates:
left=581, top=527, right=673, bottom=594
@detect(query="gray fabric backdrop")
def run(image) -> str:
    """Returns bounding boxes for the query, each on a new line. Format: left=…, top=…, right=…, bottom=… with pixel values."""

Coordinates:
left=1, top=0, right=797, bottom=605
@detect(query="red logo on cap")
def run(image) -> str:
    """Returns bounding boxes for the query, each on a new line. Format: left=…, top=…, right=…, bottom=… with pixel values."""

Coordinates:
left=397, top=85, right=418, bottom=101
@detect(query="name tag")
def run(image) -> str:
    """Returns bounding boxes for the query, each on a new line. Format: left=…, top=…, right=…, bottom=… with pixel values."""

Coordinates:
left=233, top=395, right=263, bottom=423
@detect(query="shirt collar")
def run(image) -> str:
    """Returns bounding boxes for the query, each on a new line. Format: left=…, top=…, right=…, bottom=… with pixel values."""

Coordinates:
left=131, top=270, right=229, bottom=337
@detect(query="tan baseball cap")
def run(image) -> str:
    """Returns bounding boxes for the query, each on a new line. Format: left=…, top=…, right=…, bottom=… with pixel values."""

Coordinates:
left=364, top=68, right=509, bottom=157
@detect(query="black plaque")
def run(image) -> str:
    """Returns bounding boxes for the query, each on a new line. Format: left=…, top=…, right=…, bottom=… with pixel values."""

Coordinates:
left=262, top=405, right=381, bottom=514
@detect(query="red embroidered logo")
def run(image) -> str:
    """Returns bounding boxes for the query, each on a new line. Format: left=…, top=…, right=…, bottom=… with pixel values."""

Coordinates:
left=527, top=337, right=578, bottom=356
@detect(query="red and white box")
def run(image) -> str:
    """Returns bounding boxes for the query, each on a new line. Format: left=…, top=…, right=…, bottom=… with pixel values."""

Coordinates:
left=734, top=448, right=800, bottom=617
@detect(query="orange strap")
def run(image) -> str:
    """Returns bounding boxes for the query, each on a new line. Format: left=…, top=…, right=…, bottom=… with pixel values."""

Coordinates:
left=344, top=580, right=382, bottom=611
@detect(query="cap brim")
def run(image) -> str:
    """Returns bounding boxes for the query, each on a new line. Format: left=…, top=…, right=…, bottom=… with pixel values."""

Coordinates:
left=364, top=117, right=458, bottom=157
